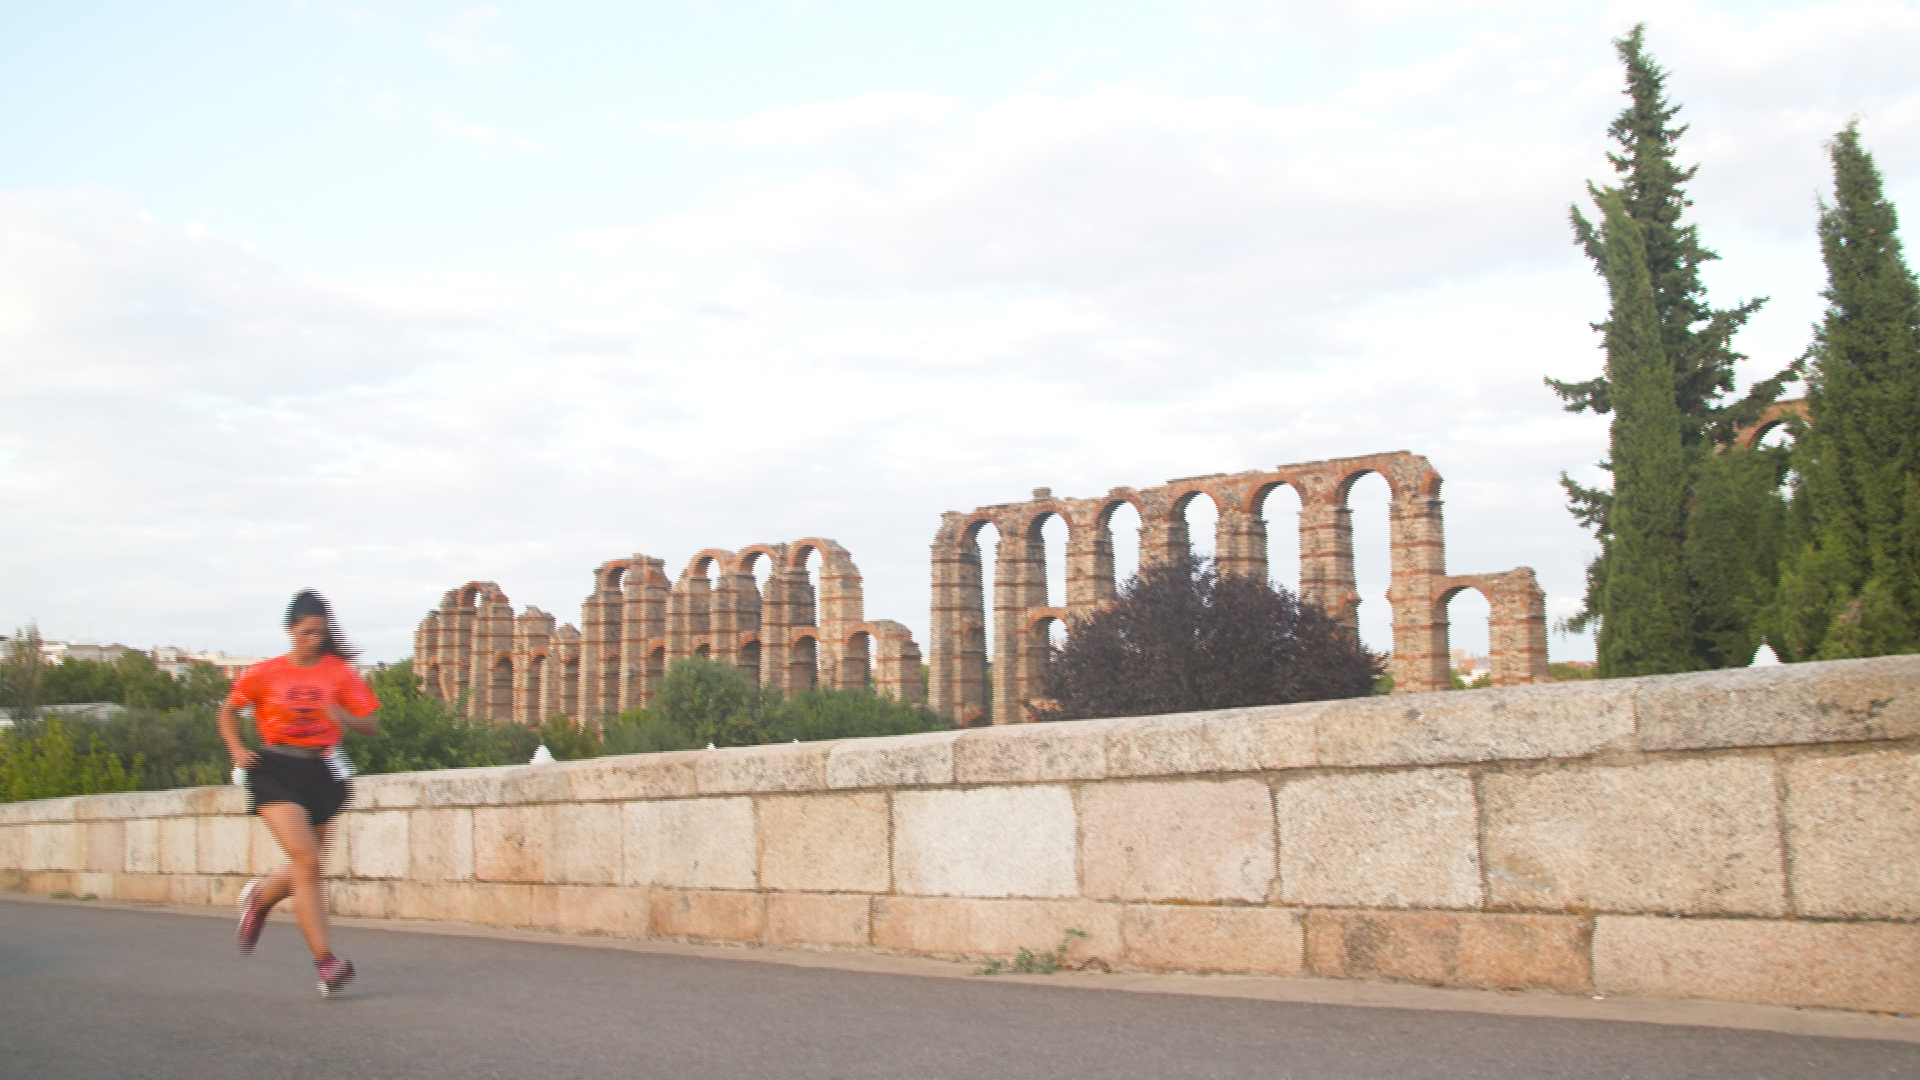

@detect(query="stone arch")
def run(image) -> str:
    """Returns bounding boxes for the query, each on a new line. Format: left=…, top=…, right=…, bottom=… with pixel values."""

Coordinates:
left=840, top=630, right=873, bottom=691
left=523, top=654, right=546, bottom=722
left=419, top=537, right=917, bottom=722
left=1251, top=478, right=1307, bottom=595
left=1734, top=399, right=1808, bottom=450
left=487, top=656, right=512, bottom=722
left=789, top=633, right=819, bottom=693
left=853, top=620, right=923, bottom=704
left=930, top=451, right=1538, bottom=715
left=1439, top=570, right=1548, bottom=687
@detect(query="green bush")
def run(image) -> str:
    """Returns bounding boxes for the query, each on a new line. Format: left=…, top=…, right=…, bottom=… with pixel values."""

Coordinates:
left=534, top=714, right=604, bottom=761
left=765, top=688, right=946, bottom=743
left=89, top=703, right=230, bottom=790
left=625, top=658, right=949, bottom=752
left=344, top=661, right=535, bottom=774
left=601, top=708, right=699, bottom=755
left=0, top=719, right=142, bottom=802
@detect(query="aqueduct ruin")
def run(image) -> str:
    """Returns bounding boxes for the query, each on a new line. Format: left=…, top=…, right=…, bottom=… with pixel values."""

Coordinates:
left=929, top=452, right=1550, bottom=726
left=414, top=539, right=923, bottom=723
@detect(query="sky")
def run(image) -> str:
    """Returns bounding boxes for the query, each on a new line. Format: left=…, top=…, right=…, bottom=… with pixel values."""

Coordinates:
left=2, top=0, right=1916, bottom=666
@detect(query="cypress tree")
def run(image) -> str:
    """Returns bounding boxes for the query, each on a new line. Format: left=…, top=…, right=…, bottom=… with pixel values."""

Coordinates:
left=1685, top=444, right=1788, bottom=666
left=1592, top=189, right=1697, bottom=676
left=1771, top=124, right=1920, bottom=661
left=1550, top=25, right=1793, bottom=669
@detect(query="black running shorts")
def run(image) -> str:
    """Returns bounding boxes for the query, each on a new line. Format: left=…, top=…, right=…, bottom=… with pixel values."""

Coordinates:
left=245, top=749, right=352, bottom=827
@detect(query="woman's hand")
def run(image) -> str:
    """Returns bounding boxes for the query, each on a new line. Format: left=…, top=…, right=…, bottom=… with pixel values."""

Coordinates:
left=217, top=702, right=258, bottom=767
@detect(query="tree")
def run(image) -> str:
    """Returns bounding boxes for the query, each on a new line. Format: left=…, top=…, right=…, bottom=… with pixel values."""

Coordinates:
left=1549, top=26, right=1791, bottom=656
left=1, top=624, right=51, bottom=719
left=1045, top=554, right=1380, bottom=721
left=764, top=688, right=946, bottom=743
left=636, top=658, right=948, bottom=751
left=0, top=719, right=141, bottom=803
left=1772, top=124, right=1920, bottom=661
left=651, top=658, right=781, bottom=748
left=1593, top=189, right=1697, bottom=676
left=1684, top=443, right=1789, bottom=667
left=343, top=661, right=535, bottom=774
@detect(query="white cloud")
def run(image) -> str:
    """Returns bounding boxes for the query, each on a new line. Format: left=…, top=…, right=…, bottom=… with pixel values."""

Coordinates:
left=6, top=2, right=1917, bottom=665
left=427, top=6, right=513, bottom=67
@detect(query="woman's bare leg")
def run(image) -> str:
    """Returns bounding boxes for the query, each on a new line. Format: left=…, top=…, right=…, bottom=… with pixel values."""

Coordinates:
left=256, top=802, right=335, bottom=960
left=251, top=817, right=336, bottom=915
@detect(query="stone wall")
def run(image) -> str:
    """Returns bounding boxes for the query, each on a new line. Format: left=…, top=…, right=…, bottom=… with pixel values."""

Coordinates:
left=4, top=655, right=1916, bottom=1013
left=931, top=453, right=1549, bottom=725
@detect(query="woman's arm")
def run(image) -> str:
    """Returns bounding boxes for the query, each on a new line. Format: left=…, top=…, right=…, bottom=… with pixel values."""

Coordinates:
left=217, top=702, right=260, bottom=767
left=332, top=705, right=378, bottom=736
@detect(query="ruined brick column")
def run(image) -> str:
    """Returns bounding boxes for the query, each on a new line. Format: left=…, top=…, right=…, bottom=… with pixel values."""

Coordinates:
left=622, top=559, right=667, bottom=710
left=928, top=515, right=988, bottom=725
left=1213, top=503, right=1269, bottom=581
left=782, top=558, right=821, bottom=692
left=665, top=564, right=707, bottom=669
left=1387, top=492, right=1449, bottom=694
left=992, top=522, right=1045, bottom=725
left=467, top=588, right=513, bottom=721
left=1134, top=489, right=1189, bottom=569
left=512, top=607, right=554, bottom=724
left=808, top=541, right=866, bottom=690
left=1485, top=569, right=1550, bottom=686
left=760, top=552, right=806, bottom=693
left=867, top=621, right=925, bottom=703
left=554, top=627, right=580, bottom=718
left=413, top=611, right=441, bottom=696
left=1063, top=505, right=1116, bottom=621
left=448, top=593, right=476, bottom=706
left=1298, top=500, right=1358, bottom=635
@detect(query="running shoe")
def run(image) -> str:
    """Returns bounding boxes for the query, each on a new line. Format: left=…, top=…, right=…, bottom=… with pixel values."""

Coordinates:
left=317, top=954, right=355, bottom=997
left=236, top=879, right=266, bottom=955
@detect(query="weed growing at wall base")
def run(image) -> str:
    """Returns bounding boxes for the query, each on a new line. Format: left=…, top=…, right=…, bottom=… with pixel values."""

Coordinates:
left=975, top=929, right=1088, bottom=975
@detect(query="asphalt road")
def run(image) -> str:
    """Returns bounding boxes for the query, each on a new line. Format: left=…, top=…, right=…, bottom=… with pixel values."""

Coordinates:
left=3, top=900, right=1916, bottom=1080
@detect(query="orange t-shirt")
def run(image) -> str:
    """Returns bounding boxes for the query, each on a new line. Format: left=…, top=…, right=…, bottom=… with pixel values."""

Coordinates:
left=226, top=654, right=378, bottom=748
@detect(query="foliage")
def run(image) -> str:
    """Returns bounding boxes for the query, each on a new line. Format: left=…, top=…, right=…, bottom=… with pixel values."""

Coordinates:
left=1771, top=125, right=1920, bottom=662
left=1593, top=188, right=1697, bottom=677
left=87, top=704, right=231, bottom=790
left=1547, top=662, right=1598, bottom=682
left=652, top=657, right=783, bottom=748
left=1548, top=26, right=1791, bottom=652
left=602, top=708, right=700, bottom=756
left=0, top=719, right=141, bottom=802
left=41, top=653, right=230, bottom=711
left=1045, top=553, right=1381, bottom=720
left=764, top=688, right=946, bottom=743
left=343, top=661, right=536, bottom=774
left=975, top=929, right=1088, bottom=976
left=1686, top=444, right=1789, bottom=667
left=534, top=714, right=605, bottom=761
left=1, top=624, right=52, bottom=719
left=4, top=624, right=230, bottom=719
left=643, top=658, right=948, bottom=750
left=1449, top=670, right=1492, bottom=691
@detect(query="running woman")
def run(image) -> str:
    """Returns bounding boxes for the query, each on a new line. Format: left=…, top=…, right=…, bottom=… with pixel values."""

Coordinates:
left=219, top=589, right=379, bottom=996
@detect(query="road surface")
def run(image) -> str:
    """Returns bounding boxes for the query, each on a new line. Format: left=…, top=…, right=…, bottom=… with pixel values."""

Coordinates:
left=2, top=898, right=1915, bottom=1079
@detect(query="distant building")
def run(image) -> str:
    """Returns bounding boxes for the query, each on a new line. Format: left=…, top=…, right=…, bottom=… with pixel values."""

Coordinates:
left=150, top=647, right=270, bottom=682
left=1449, top=648, right=1490, bottom=684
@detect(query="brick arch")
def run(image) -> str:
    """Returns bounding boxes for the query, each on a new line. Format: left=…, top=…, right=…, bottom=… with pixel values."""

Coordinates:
left=1734, top=399, right=1808, bottom=450
left=929, top=451, right=1547, bottom=722
left=420, top=536, right=917, bottom=721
